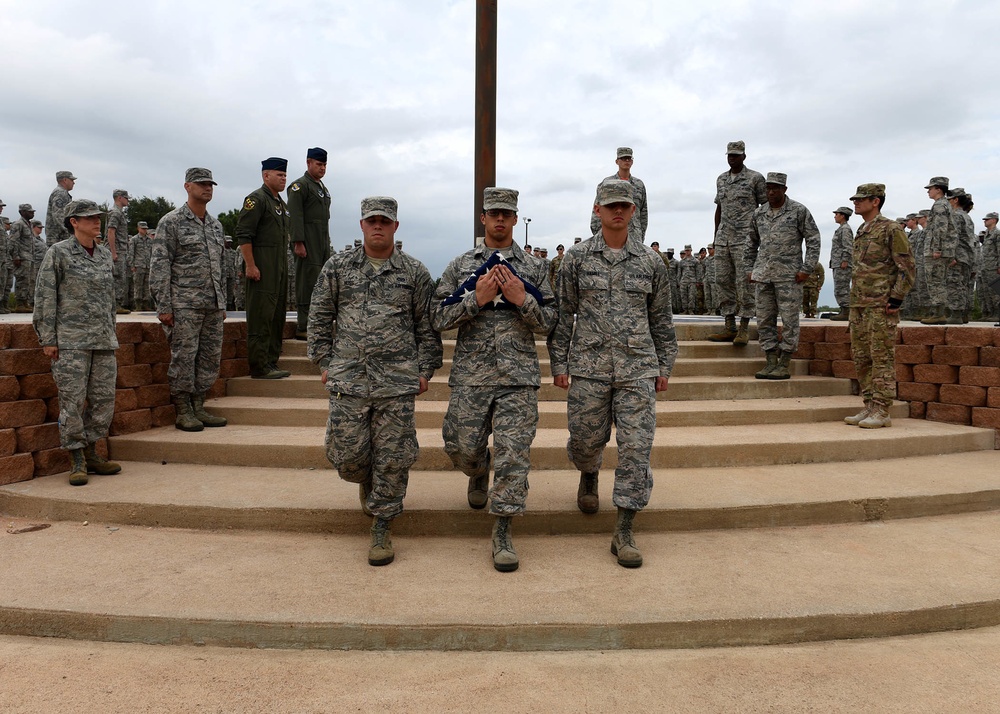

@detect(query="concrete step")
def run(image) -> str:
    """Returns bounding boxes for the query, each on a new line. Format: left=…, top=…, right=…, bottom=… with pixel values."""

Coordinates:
left=1, top=512, right=999, bottom=650
left=4, top=451, right=999, bottom=535
left=210, top=395, right=907, bottom=429
left=226, top=373, right=854, bottom=401
left=106, top=419, right=994, bottom=471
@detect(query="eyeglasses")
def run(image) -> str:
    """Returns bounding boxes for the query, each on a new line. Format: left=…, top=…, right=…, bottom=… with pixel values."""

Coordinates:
left=618, top=157, right=633, bottom=162
left=485, top=209, right=515, bottom=218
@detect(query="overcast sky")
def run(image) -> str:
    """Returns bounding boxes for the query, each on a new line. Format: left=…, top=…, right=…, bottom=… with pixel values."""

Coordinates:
left=2, top=0, right=998, bottom=305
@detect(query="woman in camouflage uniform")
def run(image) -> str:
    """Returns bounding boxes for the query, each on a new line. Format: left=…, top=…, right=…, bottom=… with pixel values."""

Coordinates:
left=32, top=199, right=122, bottom=485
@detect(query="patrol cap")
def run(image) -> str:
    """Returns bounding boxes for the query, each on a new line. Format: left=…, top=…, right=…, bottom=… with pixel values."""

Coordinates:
left=56, top=170, right=77, bottom=181
left=138, top=221, right=149, bottom=228
left=708, top=243, right=715, bottom=248
left=947, top=187, right=967, bottom=199
left=353, top=238, right=363, bottom=247
left=261, top=157, right=287, bottom=172
left=924, top=176, right=949, bottom=189
left=63, top=199, right=105, bottom=219
left=0, top=198, right=6, bottom=207
left=684, top=244, right=693, bottom=251
left=918, top=209, right=931, bottom=217
left=726, top=140, right=746, bottom=155
left=483, top=187, right=518, bottom=212
left=573, top=237, right=582, bottom=244
left=30, top=219, right=43, bottom=228
left=185, top=167, right=217, bottom=184
left=1, top=217, right=10, bottom=225
left=18, top=203, right=33, bottom=212
left=650, top=241, right=660, bottom=248
left=556, top=244, right=564, bottom=250
left=113, top=189, right=130, bottom=199
left=595, top=179, right=634, bottom=206
left=906, top=213, right=918, bottom=220
left=834, top=206, right=854, bottom=217
left=665, top=247, right=674, bottom=254
left=984, top=212, right=999, bottom=221
left=360, top=196, right=397, bottom=221
left=306, top=147, right=327, bottom=162
left=395, top=240, right=403, bottom=249
left=765, top=172, right=787, bottom=186
left=617, top=147, right=633, bottom=159
left=850, top=183, right=886, bottom=200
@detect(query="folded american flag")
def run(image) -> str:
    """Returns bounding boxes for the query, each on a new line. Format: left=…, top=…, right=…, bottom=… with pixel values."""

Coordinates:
left=440, top=250, right=546, bottom=310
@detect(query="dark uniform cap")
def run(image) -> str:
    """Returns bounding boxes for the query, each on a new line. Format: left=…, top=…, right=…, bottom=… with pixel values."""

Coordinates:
left=138, top=221, right=148, bottom=228
left=112, top=189, right=130, bottom=199
left=595, top=179, right=635, bottom=206
left=261, top=157, right=288, bottom=172
left=56, top=171, right=77, bottom=181
left=573, top=236, right=582, bottom=244
left=556, top=244, right=564, bottom=250
left=18, top=203, right=33, bottom=212
left=353, top=238, right=363, bottom=247
left=947, top=187, right=967, bottom=199
left=306, top=147, right=327, bottom=162
left=984, top=212, right=999, bottom=221
left=834, top=206, right=854, bottom=217
left=185, top=167, right=217, bottom=184
left=850, top=183, right=886, bottom=200
left=483, top=187, right=518, bottom=212
left=617, top=147, right=633, bottom=159
left=924, top=176, right=949, bottom=189
left=63, top=199, right=105, bottom=218
left=726, top=140, right=746, bottom=155
left=395, top=240, right=403, bottom=249
left=361, top=196, right=397, bottom=221
left=765, top=172, right=787, bottom=186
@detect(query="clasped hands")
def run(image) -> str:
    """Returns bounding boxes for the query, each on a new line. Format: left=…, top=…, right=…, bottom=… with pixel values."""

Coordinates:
left=475, top=264, right=526, bottom=307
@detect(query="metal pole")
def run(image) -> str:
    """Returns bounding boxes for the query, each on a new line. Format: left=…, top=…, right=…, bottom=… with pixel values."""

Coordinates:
left=523, top=217, right=531, bottom=247
left=474, top=0, right=497, bottom=243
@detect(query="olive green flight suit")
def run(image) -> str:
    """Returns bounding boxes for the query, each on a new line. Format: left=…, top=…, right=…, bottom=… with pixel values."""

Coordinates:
left=287, top=172, right=332, bottom=333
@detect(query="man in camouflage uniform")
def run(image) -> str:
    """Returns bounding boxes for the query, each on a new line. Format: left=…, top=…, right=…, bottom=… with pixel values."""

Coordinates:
left=844, top=184, right=915, bottom=429
left=128, top=221, right=153, bottom=310
left=237, top=157, right=292, bottom=380
left=664, top=247, right=681, bottom=313
left=678, top=244, right=700, bottom=314
left=920, top=177, right=955, bottom=325
left=431, top=187, right=557, bottom=572
left=910, top=209, right=931, bottom=319
left=9, top=203, right=36, bottom=312
left=549, top=243, right=565, bottom=291
left=828, top=206, right=854, bottom=320
left=106, top=189, right=131, bottom=314
left=709, top=140, right=767, bottom=345
left=703, top=244, right=718, bottom=315
left=0, top=200, right=9, bottom=313
left=308, top=196, right=442, bottom=567
left=899, top=214, right=920, bottom=319
left=744, top=172, right=821, bottom=380
left=946, top=188, right=976, bottom=324
left=981, top=212, right=999, bottom=324
left=802, top=263, right=825, bottom=318
left=223, top=237, right=237, bottom=310
left=150, top=168, right=228, bottom=432
left=46, top=171, right=76, bottom=247
left=551, top=179, right=677, bottom=569
left=589, top=147, right=648, bottom=242
left=288, top=147, right=332, bottom=339
left=233, top=245, right=246, bottom=310
left=28, top=220, right=47, bottom=300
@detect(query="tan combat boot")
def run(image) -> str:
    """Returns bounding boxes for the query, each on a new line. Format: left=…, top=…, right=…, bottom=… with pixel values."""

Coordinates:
left=191, top=394, right=227, bottom=427
left=172, top=393, right=204, bottom=432
left=368, top=517, right=394, bottom=566
left=491, top=516, right=519, bottom=572
left=707, top=314, right=737, bottom=342
left=84, top=443, right=121, bottom=475
left=732, top=317, right=751, bottom=346
left=859, top=405, right=892, bottom=429
left=755, top=350, right=778, bottom=379
left=68, top=449, right=88, bottom=486
left=829, top=307, right=849, bottom=321
left=920, top=306, right=946, bottom=325
left=577, top=471, right=599, bottom=514
left=765, top=350, right=792, bottom=380
left=359, top=478, right=373, bottom=517
left=611, top=507, right=642, bottom=568
left=844, top=402, right=872, bottom=426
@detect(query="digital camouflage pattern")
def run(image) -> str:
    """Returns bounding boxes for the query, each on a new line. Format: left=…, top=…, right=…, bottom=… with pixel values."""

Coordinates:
left=0, top=221, right=10, bottom=313
left=830, top=222, right=854, bottom=308
left=150, top=204, right=227, bottom=312
left=128, top=233, right=152, bottom=308
left=46, top=186, right=72, bottom=246
left=922, top=196, right=954, bottom=308
left=678, top=253, right=700, bottom=313
left=849, top=214, right=916, bottom=309
left=715, top=166, right=767, bottom=246
left=744, top=197, right=822, bottom=283
left=702, top=252, right=717, bottom=313
left=802, top=263, right=825, bottom=316
left=755, top=281, right=803, bottom=352
left=161, top=309, right=224, bottom=396
left=49, top=349, right=117, bottom=450
left=106, top=206, right=130, bottom=308
left=590, top=174, right=648, bottom=241
left=9, top=217, right=34, bottom=305
left=982, top=226, right=999, bottom=318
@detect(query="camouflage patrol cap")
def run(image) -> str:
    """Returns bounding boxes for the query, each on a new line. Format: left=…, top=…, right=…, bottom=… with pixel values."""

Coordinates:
left=984, top=212, right=999, bottom=221
left=29, top=219, right=42, bottom=228
left=56, top=171, right=77, bottom=181
left=353, top=238, right=363, bottom=247
left=833, top=206, right=854, bottom=217
left=360, top=196, right=398, bottom=221
left=573, top=237, right=582, bottom=244
left=113, top=189, right=130, bottom=199
left=684, top=244, right=693, bottom=251
left=138, top=221, right=148, bottom=228
left=616, top=147, right=633, bottom=159
left=395, top=240, right=403, bottom=249
left=18, top=203, right=33, bottom=212
left=63, top=199, right=105, bottom=219
left=0, top=198, right=6, bottom=206
left=919, top=209, right=931, bottom=217
left=850, top=183, right=885, bottom=200
left=765, top=172, right=787, bottom=186
left=947, top=187, right=967, bottom=199
left=906, top=213, right=918, bottom=220
left=1, top=217, right=10, bottom=225
left=595, top=179, right=635, bottom=206
left=483, top=187, right=519, bottom=212
left=726, top=140, right=746, bottom=155
left=924, top=176, right=949, bottom=189
left=185, top=167, right=217, bottom=185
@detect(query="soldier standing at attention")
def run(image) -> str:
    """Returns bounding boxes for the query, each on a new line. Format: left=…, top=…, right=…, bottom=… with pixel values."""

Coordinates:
left=744, top=172, right=821, bottom=380
left=981, top=212, right=999, bottom=325
left=46, top=171, right=76, bottom=247
left=844, top=184, right=915, bottom=428
left=237, top=157, right=292, bottom=380
left=9, top=203, right=36, bottom=312
left=150, top=168, right=229, bottom=432
left=106, top=189, right=131, bottom=314
left=128, top=221, right=153, bottom=311
left=549, top=243, right=565, bottom=291
left=802, top=263, right=825, bottom=318
left=550, top=179, right=677, bottom=568
left=33, top=199, right=122, bottom=486
left=287, top=147, right=332, bottom=340
left=432, top=187, right=557, bottom=572
left=704, top=244, right=718, bottom=314
left=920, top=177, right=955, bottom=325
left=678, top=245, right=699, bottom=314
left=828, top=207, right=854, bottom=321
left=0, top=199, right=10, bottom=313
left=590, top=147, right=648, bottom=242
left=708, top=141, right=767, bottom=345
left=308, top=197, right=442, bottom=567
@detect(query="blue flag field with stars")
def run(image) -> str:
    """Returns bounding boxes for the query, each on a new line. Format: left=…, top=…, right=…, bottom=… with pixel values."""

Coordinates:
left=439, top=250, right=546, bottom=310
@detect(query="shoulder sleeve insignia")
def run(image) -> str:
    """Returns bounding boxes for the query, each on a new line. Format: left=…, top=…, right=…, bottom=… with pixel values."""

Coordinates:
left=244, top=198, right=256, bottom=210
left=290, top=183, right=300, bottom=192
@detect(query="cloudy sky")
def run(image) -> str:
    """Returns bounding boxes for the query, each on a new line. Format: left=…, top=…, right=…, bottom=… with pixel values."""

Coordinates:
left=2, top=0, right=998, bottom=305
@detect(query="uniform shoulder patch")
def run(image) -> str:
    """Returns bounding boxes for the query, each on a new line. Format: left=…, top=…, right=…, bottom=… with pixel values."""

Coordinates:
left=244, top=197, right=256, bottom=210
left=290, top=183, right=301, bottom=192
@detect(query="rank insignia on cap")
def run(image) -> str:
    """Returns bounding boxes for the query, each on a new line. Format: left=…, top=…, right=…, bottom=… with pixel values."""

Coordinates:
left=244, top=198, right=256, bottom=210
left=290, top=183, right=300, bottom=192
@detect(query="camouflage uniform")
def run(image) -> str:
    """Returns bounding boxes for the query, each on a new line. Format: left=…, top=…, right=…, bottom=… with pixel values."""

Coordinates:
left=923, top=195, right=954, bottom=310
left=307, top=222, right=442, bottom=521
left=150, top=203, right=227, bottom=397
left=906, top=226, right=926, bottom=317
left=0, top=217, right=10, bottom=313
left=106, top=206, right=130, bottom=310
left=548, top=252, right=563, bottom=292
left=715, top=161, right=767, bottom=319
left=981, top=222, right=999, bottom=320
left=128, top=232, right=153, bottom=309
left=678, top=253, right=700, bottom=313
left=9, top=217, right=34, bottom=307
left=703, top=252, right=718, bottom=314
left=33, top=233, right=119, bottom=450
left=744, top=191, right=821, bottom=354
left=849, top=212, right=915, bottom=411
left=46, top=185, right=72, bottom=247
left=590, top=175, right=648, bottom=242
left=233, top=249, right=246, bottom=310
left=287, top=168, right=332, bottom=333
left=950, top=206, right=975, bottom=314
left=431, top=241, right=557, bottom=516
left=830, top=220, right=854, bottom=310
left=223, top=244, right=237, bottom=310
left=549, top=230, right=677, bottom=512
left=665, top=253, right=681, bottom=313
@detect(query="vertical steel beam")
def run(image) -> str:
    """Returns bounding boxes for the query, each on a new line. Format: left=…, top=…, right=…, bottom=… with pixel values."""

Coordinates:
left=474, top=0, right=497, bottom=242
